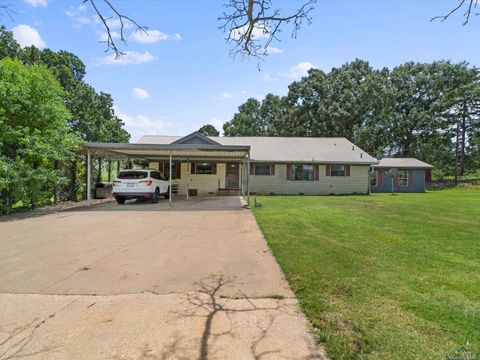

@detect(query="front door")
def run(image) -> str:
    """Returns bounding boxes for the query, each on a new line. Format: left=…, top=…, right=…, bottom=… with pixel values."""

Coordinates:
left=225, top=163, right=240, bottom=189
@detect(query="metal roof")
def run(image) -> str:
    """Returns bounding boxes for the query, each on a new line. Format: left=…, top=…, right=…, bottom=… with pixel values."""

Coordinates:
left=81, top=142, right=250, bottom=161
left=374, top=158, right=433, bottom=169
left=138, top=135, right=377, bottom=164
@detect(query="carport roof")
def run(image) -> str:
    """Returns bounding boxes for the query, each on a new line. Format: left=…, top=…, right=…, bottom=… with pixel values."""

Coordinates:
left=81, top=142, right=250, bottom=161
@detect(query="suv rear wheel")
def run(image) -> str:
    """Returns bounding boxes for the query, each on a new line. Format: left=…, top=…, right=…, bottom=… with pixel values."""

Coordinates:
left=164, top=187, right=170, bottom=199
left=151, top=188, right=160, bottom=203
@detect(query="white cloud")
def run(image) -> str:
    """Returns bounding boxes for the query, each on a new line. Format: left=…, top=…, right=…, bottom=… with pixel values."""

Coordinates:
left=12, top=25, right=46, bottom=48
left=130, top=30, right=182, bottom=43
left=65, top=4, right=86, bottom=17
left=284, top=61, right=316, bottom=78
left=114, top=106, right=172, bottom=142
left=131, top=87, right=151, bottom=99
left=266, top=46, right=284, bottom=54
left=213, top=90, right=251, bottom=101
left=94, top=51, right=158, bottom=66
left=98, top=31, right=120, bottom=42
left=261, top=73, right=278, bottom=82
left=105, top=18, right=133, bottom=29
left=221, top=92, right=234, bottom=99
left=73, top=15, right=100, bottom=27
left=230, top=23, right=269, bottom=41
left=24, top=0, right=47, bottom=7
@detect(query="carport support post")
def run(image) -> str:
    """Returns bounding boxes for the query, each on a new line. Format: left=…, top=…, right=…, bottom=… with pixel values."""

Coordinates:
left=246, top=152, right=250, bottom=206
left=169, top=152, right=172, bottom=207
left=87, top=150, right=91, bottom=204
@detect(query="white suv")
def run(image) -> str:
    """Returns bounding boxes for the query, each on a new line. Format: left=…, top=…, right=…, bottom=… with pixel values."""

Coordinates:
left=112, top=169, right=169, bottom=204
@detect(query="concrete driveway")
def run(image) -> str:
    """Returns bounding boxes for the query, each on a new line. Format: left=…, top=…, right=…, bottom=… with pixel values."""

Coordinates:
left=0, top=196, right=325, bottom=360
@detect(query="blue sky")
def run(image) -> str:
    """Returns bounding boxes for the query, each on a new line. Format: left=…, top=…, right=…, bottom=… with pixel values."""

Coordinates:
left=6, top=0, right=480, bottom=141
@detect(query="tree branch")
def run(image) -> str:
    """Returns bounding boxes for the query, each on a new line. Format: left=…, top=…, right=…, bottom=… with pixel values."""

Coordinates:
left=83, top=0, right=147, bottom=59
left=219, top=0, right=316, bottom=64
left=430, top=0, right=479, bottom=25
left=0, top=2, right=16, bottom=21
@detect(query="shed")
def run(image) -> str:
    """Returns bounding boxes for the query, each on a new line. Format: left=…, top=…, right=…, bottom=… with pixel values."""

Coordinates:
left=371, top=158, right=433, bottom=193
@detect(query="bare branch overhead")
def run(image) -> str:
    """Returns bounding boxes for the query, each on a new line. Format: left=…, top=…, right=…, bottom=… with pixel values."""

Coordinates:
left=83, top=0, right=148, bottom=59
left=219, top=0, right=316, bottom=63
left=430, top=0, right=479, bottom=25
left=0, top=2, right=16, bottom=21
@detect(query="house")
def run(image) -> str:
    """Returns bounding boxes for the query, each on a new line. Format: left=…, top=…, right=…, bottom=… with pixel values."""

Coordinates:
left=137, top=133, right=377, bottom=196
left=371, top=158, right=433, bottom=193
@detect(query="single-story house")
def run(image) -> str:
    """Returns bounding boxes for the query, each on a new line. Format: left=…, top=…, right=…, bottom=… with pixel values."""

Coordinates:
left=82, top=132, right=433, bottom=199
left=371, top=158, right=433, bottom=193
left=137, top=132, right=377, bottom=196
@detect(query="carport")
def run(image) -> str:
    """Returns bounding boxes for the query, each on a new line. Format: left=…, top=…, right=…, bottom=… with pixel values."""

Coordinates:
left=81, top=141, right=251, bottom=206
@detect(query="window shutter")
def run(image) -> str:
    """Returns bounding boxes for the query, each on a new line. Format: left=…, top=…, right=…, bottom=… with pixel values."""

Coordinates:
left=176, top=163, right=181, bottom=179
left=286, top=164, right=291, bottom=180
left=212, top=163, right=217, bottom=175
left=191, top=163, right=196, bottom=175
left=394, top=173, right=399, bottom=186
left=314, top=164, right=319, bottom=181
left=158, top=162, right=164, bottom=174
left=325, top=164, right=331, bottom=176
left=345, top=165, right=351, bottom=177
left=408, top=170, right=413, bottom=187
left=250, top=163, right=255, bottom=175
left=270, top=164, right=275, bottom=176
left=377, top=170, right=383, bottom=186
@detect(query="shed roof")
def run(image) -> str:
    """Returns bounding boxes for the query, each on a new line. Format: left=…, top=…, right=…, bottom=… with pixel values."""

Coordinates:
left=374, top=158, right=433, bottom=169
left=138, top=135, right=377, bottom=164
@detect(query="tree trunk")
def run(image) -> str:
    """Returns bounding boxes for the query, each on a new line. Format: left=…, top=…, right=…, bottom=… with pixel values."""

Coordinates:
left=460, top=105, right=467, bottom=176
left=107, top=160, right=111, bottom=182
left=454, top=119, right=460, bottom=186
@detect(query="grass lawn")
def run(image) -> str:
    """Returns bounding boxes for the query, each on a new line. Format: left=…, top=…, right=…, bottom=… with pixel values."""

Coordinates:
left=251, top=188, right=480, bottom=360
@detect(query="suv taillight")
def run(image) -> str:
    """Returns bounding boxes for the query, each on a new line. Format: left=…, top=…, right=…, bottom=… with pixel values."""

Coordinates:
left=113, top=180, right=122, bottom=185
left=140, top=180, right=153, bottom=186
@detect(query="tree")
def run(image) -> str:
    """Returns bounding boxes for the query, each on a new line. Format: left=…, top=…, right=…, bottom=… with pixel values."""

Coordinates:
left=223, top=98, right=266, bottom=136
left=219, top=0, right=316, bottom=61
left=0, top=58, right=79, bottom=213
left=0, top=25, right=21, bottom=59
left=0, top=29, right=130, bottom=201
left=198, top=124, right=220, bottom=136
left=0, top=0, right=316, bottom=61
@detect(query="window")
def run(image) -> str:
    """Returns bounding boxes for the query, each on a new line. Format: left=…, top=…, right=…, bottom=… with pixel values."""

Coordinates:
left=254, top=163, right=271, bottom=176
left=398, top=170, right=408, bottom=187
left=331, top=165, right=345, bottom=176
left=118, top=171, right=148, bottom=179
left=291, top=164, right=314, bottom=181
left=196, top=163, right=213, bottom=174
left=151, top=171, right=166, bottom=181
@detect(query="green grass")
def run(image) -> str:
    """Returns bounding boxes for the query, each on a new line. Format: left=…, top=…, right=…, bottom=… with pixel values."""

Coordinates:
left=251, top=188, right=480, bottom=360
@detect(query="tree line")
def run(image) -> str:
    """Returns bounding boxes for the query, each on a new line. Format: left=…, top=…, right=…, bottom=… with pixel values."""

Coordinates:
left=222, top=59, right=480, bottom=177
left=0, top=25, right=130, bottom=214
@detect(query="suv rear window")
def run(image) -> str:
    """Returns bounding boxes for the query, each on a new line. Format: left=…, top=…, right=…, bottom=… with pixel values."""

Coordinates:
left=117, top=171, right=148, bottom=179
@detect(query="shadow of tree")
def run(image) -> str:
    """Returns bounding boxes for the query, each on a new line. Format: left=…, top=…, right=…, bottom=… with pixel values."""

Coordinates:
left=176, top=273, right=310, bottom=360
left=0, top=299, right=78, bottom=360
